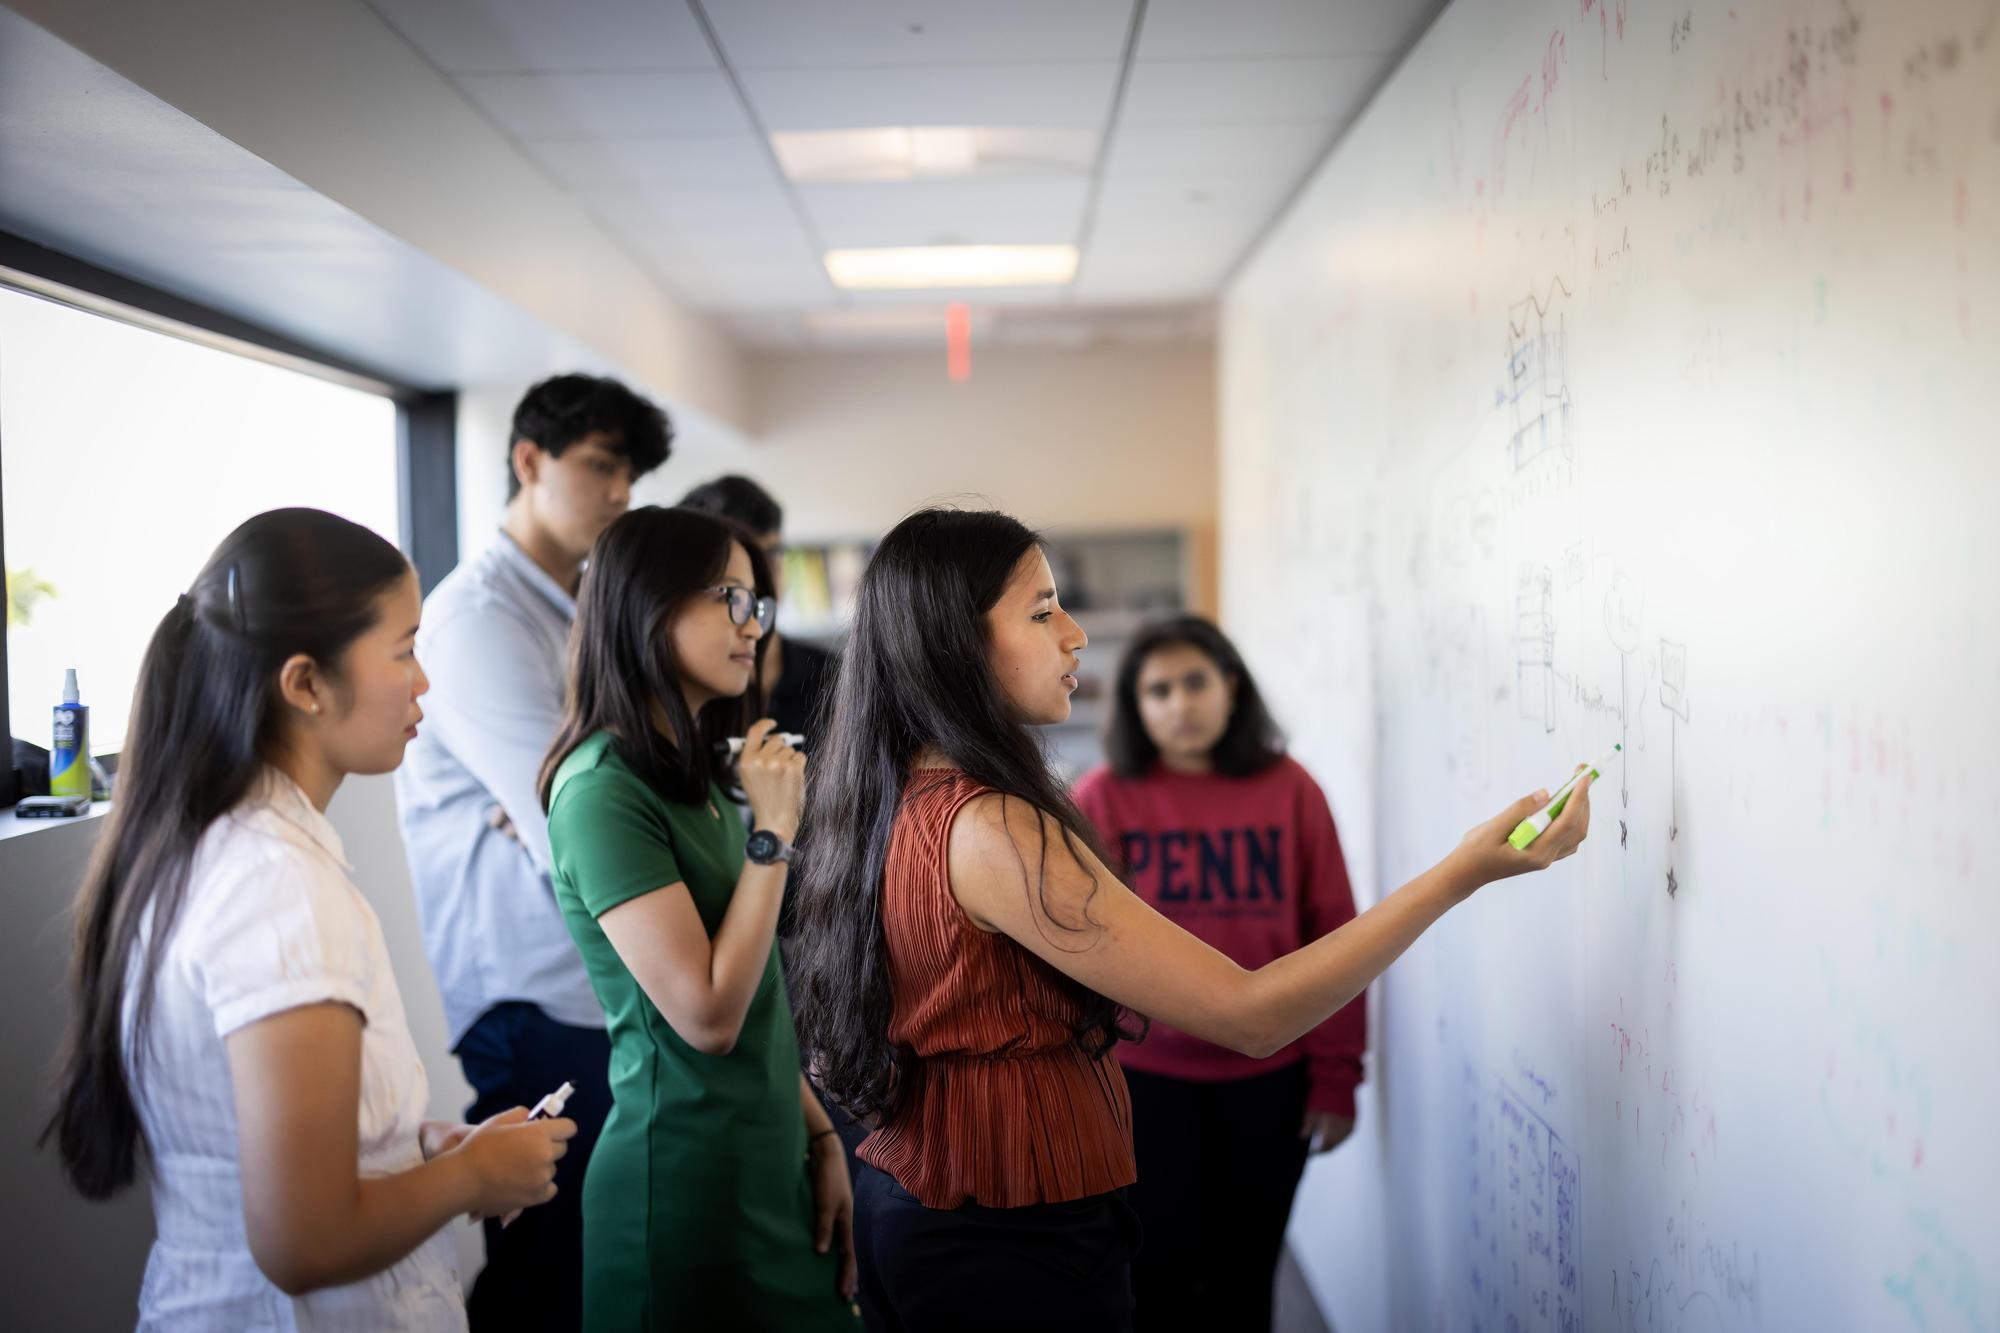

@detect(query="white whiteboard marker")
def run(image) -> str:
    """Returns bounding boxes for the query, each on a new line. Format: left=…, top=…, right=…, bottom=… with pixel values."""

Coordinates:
left=714, top=733, right=805, bottom=755
left=1508, top=745, right=1619, bottom=850
left=498, top=1080, right=577, bottom=1231
left=527, top=1080, right=575, bottom=1122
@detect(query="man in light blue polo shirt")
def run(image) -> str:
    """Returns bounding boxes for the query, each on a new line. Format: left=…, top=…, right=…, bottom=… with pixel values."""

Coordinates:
left=395, top=374, right=670, bottom=1331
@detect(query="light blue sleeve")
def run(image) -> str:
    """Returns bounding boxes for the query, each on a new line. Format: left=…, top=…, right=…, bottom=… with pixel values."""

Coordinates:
left=417, top=602, right=566, bottom=873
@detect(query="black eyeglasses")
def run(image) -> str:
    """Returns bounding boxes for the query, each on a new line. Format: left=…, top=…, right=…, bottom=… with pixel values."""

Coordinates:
left=711, top=585, right=776, bottom=633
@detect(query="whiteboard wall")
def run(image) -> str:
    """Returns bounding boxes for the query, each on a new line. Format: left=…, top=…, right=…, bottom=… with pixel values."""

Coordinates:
left=1219, top=1, right=2000, bottom=1330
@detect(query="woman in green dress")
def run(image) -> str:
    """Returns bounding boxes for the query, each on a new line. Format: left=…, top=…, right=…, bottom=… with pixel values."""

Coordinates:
left=536, top=505, right=859, bottom=1332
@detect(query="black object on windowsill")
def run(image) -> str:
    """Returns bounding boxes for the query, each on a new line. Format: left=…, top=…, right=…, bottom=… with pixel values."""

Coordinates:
left=11, top=737, right=51, bottom=804
left=17, top=793, right=91, bottom=818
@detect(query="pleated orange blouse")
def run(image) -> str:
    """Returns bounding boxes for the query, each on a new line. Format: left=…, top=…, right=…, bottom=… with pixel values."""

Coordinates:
left=857, top=768, right=1136, bottom=1209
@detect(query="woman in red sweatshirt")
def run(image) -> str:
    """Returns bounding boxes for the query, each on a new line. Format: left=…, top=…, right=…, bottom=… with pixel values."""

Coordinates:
left=1073, top=614, right=1361, bottom=1333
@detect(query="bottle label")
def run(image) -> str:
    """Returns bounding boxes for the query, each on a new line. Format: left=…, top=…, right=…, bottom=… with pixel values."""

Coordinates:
left=52, top=704, right=90, bottom=797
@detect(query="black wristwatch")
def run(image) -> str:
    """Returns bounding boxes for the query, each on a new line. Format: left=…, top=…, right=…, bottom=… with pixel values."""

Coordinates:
left=745, top=828, right=795, bottom=866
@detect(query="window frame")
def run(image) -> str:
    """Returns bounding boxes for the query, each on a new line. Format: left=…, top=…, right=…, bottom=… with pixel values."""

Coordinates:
left=0, top=230, right=458, bottom=806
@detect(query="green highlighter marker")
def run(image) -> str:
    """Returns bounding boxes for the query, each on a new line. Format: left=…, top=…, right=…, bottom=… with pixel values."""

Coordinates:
left=1508, top=744, right=1620, bottom=850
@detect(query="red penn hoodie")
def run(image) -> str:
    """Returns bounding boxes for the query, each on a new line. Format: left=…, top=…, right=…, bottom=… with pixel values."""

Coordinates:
left=1073, top=756, right=1366, bottom=1117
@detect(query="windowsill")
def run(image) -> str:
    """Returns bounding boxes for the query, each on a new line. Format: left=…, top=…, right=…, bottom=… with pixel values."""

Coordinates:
left=0, top=799, right=113, bottom=844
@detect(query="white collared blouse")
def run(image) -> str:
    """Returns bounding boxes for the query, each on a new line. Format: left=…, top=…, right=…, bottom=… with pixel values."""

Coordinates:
left=123, top=768, right=463, bottom=1331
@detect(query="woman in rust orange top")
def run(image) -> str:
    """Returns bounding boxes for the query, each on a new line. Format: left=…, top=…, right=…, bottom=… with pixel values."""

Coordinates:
left=788, top=509, right=1594, bottom=1333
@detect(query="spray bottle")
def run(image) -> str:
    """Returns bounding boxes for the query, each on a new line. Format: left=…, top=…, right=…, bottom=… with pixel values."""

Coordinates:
left=51, top=669, right=90, bottom=800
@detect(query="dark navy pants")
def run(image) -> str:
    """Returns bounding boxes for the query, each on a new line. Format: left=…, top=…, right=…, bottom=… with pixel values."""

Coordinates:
left=456, top=1001, right=612, bottom=1333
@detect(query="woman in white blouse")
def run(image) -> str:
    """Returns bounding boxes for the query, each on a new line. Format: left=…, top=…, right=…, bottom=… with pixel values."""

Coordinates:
left=45, top=508, right=576, bottom=1331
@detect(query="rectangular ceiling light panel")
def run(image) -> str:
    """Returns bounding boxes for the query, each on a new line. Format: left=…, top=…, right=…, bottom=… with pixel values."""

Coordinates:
left=823, top=244, right=1079, bottom=290
left=772, top=126, right=1095, bottom=183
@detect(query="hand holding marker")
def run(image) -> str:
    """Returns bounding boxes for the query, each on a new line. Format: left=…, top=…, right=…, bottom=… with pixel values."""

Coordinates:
left=498, top=1081, right=575, bottom=1229
left=715, top=733, right=805, bottom=755
left=528, top=1081, right=575, bottom=1121
left=1508, top=745, right=1621, bottom=850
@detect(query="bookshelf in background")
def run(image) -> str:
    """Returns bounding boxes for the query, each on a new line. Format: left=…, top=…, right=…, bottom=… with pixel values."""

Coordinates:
left=776, top=529, right=1190, bottom=779
left=775, top=540, right=872, bottom=640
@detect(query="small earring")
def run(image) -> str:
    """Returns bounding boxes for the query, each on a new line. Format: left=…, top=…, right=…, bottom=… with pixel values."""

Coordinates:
left=311, top=703, right=321, bottom=715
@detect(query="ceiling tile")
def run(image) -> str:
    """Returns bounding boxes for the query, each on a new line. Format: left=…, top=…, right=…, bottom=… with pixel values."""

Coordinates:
left=1092, top=175, right=1297, bottom=227
left=625, top=225, right=821, bottom=270
left=840, top=283, right=1075, bottom=308
left=1136, top=0, right=1435, bottom=60
left=523, top=133, right=780, bottom=189
left=668, top=268, right=835, bottom=310
left=1076, top=216, right=1259, bottom=296
left=1086, top=213, right=1264, bottom=254
left=367, top=0, right=716, bottom=73
left=1080, top=226, right=1246, bottom=266
left=367, top=2, right=1424, bottom=320
left=1073, top=256, right=1228, bottom=301
left=1104, top=122, right=1330, bottom=179
left=456, top=70, right=751, bottom=139
left=1072, top=275, right=1218, bottom=303
left=770, top=125, right=1097, bottom=184
left=583, top=178, right=797, bottom=230
left=811, top=215, right=1084, bottom=249
left=740, top=63, right=1119, bottom=132
left=721, top=305, right=1215, bottom=348
left=1120, top=56, right=1378, bottom=126
left=638, top=237, right=835, bottom=309
left=799, top=179, right=1087, bottom=248
left=705, top=0, right=1131, bottom=68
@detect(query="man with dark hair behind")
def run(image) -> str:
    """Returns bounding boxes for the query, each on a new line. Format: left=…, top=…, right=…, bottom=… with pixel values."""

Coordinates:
left=678, top=475, right=837, bottom=743
left=395, top=373, right=671, bottom=1330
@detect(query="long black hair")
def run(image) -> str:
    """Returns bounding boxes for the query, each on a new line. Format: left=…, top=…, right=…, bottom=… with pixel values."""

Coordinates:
left=46, top=509, right=409, bottom=1199
left=788, top=508, right=1138, bottom=1124
left=1104, top=614, right=1286, bottom=778
left=538, top=506, right=772, bottom=809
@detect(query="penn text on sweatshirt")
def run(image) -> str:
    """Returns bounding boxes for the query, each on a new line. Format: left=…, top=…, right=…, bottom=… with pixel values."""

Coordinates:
left=1073, top=755, right=1366, bottom=1117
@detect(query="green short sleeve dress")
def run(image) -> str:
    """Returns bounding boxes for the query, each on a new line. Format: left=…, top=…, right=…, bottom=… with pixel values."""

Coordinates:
left=547, top=732, right=858, bottom=1332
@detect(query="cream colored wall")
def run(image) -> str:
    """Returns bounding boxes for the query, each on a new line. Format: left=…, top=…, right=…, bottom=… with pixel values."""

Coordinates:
left=742, top=344, right=1219, bottom=613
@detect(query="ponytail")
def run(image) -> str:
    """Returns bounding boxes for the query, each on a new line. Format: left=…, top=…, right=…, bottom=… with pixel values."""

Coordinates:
left=44, top=509, right=406, bottom=1198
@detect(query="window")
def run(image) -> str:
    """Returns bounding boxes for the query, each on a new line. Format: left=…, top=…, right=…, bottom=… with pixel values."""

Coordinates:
left=2, top=284, right=400, bottom=756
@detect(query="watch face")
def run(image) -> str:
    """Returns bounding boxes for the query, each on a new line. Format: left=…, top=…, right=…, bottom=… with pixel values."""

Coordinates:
left=746, top=829, right=779, bottom=863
